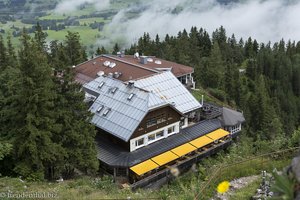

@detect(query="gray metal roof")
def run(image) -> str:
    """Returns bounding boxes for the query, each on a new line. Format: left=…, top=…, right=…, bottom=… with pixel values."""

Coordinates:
left=95, top=119, right=222, bottom=167
left=83, top=76, right=167, bottom=142
left=134, top=71, right=201, bottom=114
left=218, top=107, right=246, bottom=126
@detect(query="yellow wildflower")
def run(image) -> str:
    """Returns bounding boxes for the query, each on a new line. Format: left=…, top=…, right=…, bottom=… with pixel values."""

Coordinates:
left=217, top=181, right=230, bottom=194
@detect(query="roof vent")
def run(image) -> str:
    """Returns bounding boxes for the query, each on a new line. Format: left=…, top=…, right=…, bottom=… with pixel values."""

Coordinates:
left=109, top=62, right=116, bottom=68
left=108, top=73, right=113, bottom=78
left=97, top=71, right=105, bottom=76
left=147, top=57, right=154, bottom=62
left=155, top=60, right=162, bottom=65
left=103, top=61, right=111, bottom=67
left=93, top=61, right=97, bottom=65
left=113, top=72, right=122, bottom=79
left=134, top=52, right=139, bottom=58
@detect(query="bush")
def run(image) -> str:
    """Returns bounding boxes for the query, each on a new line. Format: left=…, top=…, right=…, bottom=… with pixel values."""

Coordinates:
left=92, top=175, right=114, bottom=190
left=207, top=88, right=228, bottom=102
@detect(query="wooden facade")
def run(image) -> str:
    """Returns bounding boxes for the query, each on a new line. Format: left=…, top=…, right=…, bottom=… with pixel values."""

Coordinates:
left=130, top=105, right=182, bottom=139
left=97, top=105, right=182, bottom=152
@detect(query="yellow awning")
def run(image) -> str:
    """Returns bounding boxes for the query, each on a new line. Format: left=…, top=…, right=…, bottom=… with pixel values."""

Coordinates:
left=205, top=129, right=230, bottom=141
left=171, top=143, right=197, bottom=157
left=151, top=151, right=179, bottom=166
left=130, top=159, right=159, bottom=176
left=189, top=136, right=214, bottom=148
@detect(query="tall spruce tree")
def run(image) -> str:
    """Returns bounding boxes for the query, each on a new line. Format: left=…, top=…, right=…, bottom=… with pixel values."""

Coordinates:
left=34, top=22, right=48, bottom=52
left=65, top=31, right=86, bottom=66
left=50, top=34, right=98, bottom=178
left=6, top=35, right=17, bottom=67
left=8, top=30, right=64, bottom=180
left=0, top=35, right=8, bottom=70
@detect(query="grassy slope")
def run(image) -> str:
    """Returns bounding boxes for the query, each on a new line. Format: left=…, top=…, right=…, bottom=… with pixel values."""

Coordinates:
left=0, top=147, right=293, bottom=200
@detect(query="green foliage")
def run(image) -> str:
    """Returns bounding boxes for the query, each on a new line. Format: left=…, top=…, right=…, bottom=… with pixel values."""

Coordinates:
left=206, top=88, right=228, bottom=102
left=92, top=175, right=114, bottom=190
left=271, top=172, right=295, bottom=200
left=0, top=28, right=97, bottom=180
left=0, top=142, right=12, bottom=161
left=64, top=31, right=87, bottom=66
left=96, top=46, right=108, bottom=55
left=230, top=178, right=261, bottom=200
left=128, top=26, right=300, bottom=143
left=290, top=127, right=300, bottom=147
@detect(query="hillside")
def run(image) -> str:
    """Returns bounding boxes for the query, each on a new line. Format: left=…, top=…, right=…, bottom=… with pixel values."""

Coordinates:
left=1, top=0, right=300, bottom=199
left=0, top=0, right=249, bottom=53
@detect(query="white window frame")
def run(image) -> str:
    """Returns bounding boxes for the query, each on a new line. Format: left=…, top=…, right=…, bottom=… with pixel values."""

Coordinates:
left=130, top=122, right=180, bottom=152
left=167, top=126, right=176, bottom=136
left=135, top=138, right=144, bottom=147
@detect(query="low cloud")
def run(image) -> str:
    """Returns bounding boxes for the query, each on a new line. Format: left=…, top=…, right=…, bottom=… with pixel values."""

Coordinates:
left=98, top=0, right=300, bottom=47
left=55, top=0, right=110, bottom=13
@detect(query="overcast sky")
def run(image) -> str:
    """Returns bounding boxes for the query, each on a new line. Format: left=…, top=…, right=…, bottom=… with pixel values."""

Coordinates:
left=55, top=0, right=300, bottom=47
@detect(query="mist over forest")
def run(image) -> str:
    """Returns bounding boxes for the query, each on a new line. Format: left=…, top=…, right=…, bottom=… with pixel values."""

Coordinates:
left=53, top=0, right=300, bottom=47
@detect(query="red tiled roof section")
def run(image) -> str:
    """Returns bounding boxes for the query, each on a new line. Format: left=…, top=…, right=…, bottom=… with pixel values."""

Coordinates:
left=74, top=55, right=155, bottom=84
left=74, top=55, right=194, bottom=84
left=117, top=55, right=194, bottom=77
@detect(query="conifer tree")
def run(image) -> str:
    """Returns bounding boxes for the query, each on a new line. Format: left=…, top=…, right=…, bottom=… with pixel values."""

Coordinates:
left=96, top=46, right=108, bottom=55
left=65, top=31, right=86, bottom=66
left=6, top=35, right=17, bottom=67
left=207, top=42, right=224, bottom=88
left=9, top=30, right=64, bottom=180
left=34, top=22, right=48, bottom=53
left=0, top=35, right=8, bottom=70
left=53, top=53, right=98, bottom=178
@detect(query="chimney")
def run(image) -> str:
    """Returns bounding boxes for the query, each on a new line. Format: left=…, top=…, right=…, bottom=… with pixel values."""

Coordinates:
left=128, top=80, right=135, bottom=88
left=140, top=56, right=147, bottom=64
left=121, top=50, right=125, bottom=58
left=134, top=52, right=139, bottom=58
left=108, top=72, right=113, bottom=78
left=113, top=72, right=122, bottom=79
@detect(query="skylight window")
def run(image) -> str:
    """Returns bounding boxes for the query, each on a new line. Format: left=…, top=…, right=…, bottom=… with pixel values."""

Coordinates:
left=98, top=82, right=105, bottom=89
left=96, top=105, right=104, bottom=113
left=111, top=87, right=118, bottom=94
left=127, top=93, right=135, bottom=101
left=103, top=108, right=111, bottom=116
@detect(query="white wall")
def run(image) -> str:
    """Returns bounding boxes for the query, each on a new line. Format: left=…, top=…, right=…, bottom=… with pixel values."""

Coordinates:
left=130, top=121, right=180, bottom=152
